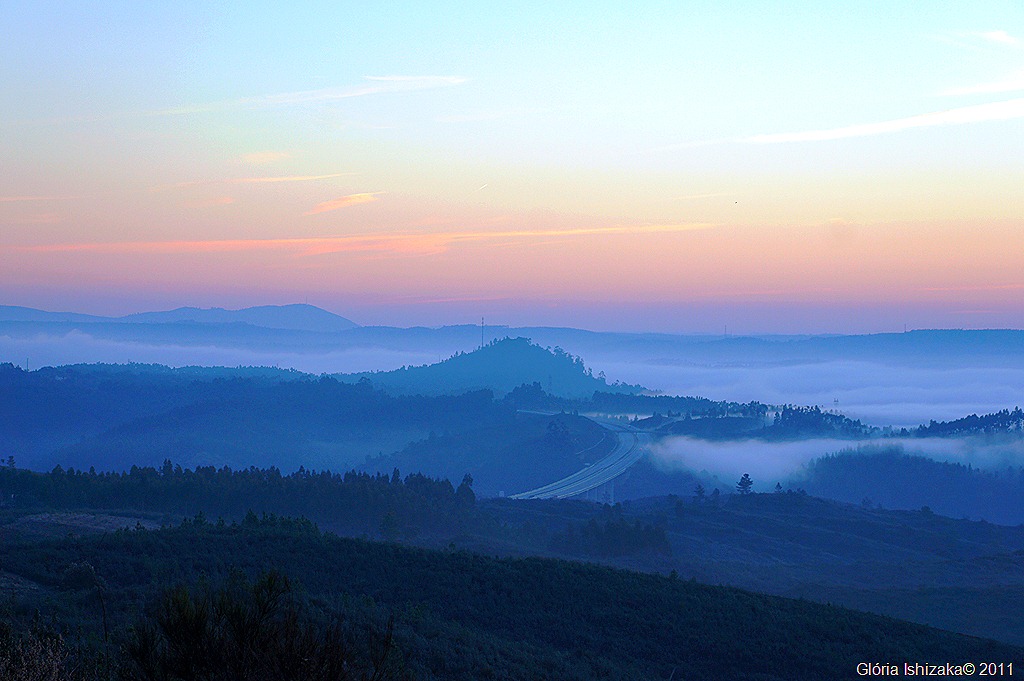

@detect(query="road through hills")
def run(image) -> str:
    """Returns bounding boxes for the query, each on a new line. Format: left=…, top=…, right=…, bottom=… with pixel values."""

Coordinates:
left=511, top=419, right=648, bottom=499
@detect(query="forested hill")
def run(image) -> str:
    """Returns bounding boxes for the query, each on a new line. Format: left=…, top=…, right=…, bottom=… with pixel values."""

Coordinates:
left=3, top=515, right=1019, bottom=680
left=0, top=361, right=621, bottom=493
left=339, top=336, right=642, bottom=397
left=910, top=407, right=1024, bottom=437
left=0, top=362, right=508, bottom=472
left=7, top=461, right=1024, bottom=650
left=797, top=447, right=1024, bottom=524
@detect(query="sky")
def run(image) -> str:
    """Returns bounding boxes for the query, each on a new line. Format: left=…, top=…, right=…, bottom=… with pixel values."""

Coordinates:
left=2, top=1, right=1023, bottom=334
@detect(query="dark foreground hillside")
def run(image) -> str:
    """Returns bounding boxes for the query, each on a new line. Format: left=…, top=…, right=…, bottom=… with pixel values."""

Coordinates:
left=2, top=517, right=1019, bottom=681
left=5, top=462, right=1024, bottom=649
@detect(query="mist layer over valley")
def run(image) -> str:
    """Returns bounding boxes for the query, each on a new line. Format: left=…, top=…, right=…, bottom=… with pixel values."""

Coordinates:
left=5, top=306, right=1024, bottom=430
left=4, top=306, right=1024, bottom=520
left=5, top=304, right=1024, bottom=667
left=7, top=3, right=1024, bottom=674
left=5, top=306, right=1024, bottom=458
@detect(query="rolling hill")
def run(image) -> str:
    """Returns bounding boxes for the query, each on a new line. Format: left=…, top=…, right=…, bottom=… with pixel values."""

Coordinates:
left=339, top=336, right=641, bottom=397
left=2, top=512, right=1019, bottom=680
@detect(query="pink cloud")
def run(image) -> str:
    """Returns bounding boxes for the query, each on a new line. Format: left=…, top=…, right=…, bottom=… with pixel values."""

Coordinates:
left=149, top=173, right=350, bottom=192
left=303, top=192, right=384, bottom=215
left=231, top=173, right=349, bottom=184
left=744, top=98, right=1024, bottom=144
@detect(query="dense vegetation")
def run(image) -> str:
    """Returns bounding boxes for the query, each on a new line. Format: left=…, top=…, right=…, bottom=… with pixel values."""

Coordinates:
left=365, top=412, right=613, bottom=497
left=485, top=492, right=1024, bottom=646
left=340, top=337, right=641, bottom=398
left=0, top=361, right=521, bottom=474
left=7, top=460, right=1024, bottom=648
left=504, top=381, right=764, bottom=419
left=797, top=446, right=1024, bottom=524
left=910, top=407, right=1024, bottom=437
left=765, top=405, right=873, bottom=439
left=0, top=463, right=485, bottom=542
left=2, top=516, right=1019, bottom=681
left=652, top=405, right=873, bottom=440
left=2, top=343, right=641, bottom=483
left=7, top=349, right=1024, bottom=677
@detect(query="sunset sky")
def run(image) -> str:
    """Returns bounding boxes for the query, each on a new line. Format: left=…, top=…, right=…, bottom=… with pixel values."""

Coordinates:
left=2, top=1, right=1023, bottom=333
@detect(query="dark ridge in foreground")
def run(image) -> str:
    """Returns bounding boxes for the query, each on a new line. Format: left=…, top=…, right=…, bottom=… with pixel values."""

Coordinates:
left=2, top=517, right=1018, bottom=681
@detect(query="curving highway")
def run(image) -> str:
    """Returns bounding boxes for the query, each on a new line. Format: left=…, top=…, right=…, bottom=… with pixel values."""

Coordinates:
left=510, top=419, right=648, bottom=500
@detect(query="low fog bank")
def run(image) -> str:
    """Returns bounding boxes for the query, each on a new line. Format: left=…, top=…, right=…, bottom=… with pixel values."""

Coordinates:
left=8, top=330, right=1024, bottom=433
left=594, top=357, right=1024, bottom=429
left=651, top=437, right=854, bottom=487
left=651, top=435, right=1024, bottom=492
left=0, top=332, right=439, bottom=375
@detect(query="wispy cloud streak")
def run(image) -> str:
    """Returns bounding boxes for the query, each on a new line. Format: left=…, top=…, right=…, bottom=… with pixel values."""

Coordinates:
left=975, top=30, right=1019, bottom=46
left=151, top=76, right=468, bottom=116
left=936, top=29, right=1021, bottom=52
left=150, top=173, right=351, bottom=192
left=942, top=71, right=1024, bottom=96
left=230, top=174, right=350, bottom=184
left=744, top=98, right=1024, bottom=143
left=14, top=223, right=713, bottom=258
left=304, top=193, right=382, bottom=215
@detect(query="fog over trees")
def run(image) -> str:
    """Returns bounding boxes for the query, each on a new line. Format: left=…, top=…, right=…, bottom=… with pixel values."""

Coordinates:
left=4, top=311, right=1024, bottom=677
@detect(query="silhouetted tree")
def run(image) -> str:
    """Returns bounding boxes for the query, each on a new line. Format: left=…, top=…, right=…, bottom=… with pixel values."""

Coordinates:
left=736, top=474, right=753, bottom=495
left=455, top=473, right=476, bottom=508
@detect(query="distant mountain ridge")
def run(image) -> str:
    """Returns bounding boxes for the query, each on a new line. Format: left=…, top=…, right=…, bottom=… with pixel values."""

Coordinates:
left=6, top=305, right=1024, bottom=387
left=6, top=304, right=1024, bottom=356
left=119, top=304, right=359, bottom=332
left=0, top=303, right=358, bottom=333
left=0, top=305, right=111, bottom=324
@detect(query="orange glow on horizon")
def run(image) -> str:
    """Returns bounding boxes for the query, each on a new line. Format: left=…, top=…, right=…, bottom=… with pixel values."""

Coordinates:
left=4, top=218, right=1023, bottom=319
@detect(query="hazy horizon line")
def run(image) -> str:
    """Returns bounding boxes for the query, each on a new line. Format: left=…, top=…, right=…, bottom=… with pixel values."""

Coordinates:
left=2, top=301, right=1024, bottom=337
